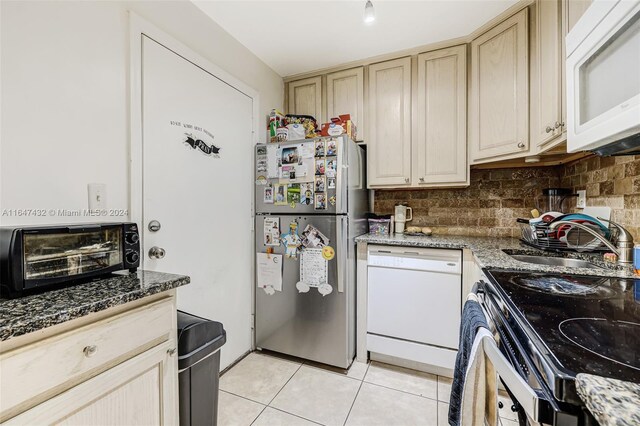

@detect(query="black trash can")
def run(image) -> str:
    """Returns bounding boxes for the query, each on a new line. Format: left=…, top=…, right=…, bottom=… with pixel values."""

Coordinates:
left=177, top=310, right=226, bottom=426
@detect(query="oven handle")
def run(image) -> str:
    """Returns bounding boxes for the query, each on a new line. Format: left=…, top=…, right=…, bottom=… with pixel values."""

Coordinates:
left=474, top=291, right=544, bottom=423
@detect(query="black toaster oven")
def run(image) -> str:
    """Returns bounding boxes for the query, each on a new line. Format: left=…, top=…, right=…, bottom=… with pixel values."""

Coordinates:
left=0, top=223, right=140, bottom=298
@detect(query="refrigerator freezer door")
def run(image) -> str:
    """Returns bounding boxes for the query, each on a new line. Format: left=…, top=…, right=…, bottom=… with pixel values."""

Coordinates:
left=255, top=136, right=350, bottom=215
left=255, top=214, right=354, bottom=368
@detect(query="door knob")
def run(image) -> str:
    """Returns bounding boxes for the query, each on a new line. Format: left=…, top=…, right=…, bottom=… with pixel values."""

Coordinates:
left=149, top=246, right=166, bottom=259
left=148, top=220, right=161, bottom=232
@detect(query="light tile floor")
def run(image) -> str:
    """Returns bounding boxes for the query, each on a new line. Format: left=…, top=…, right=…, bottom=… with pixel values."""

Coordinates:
left=218, top=352, right=454, bottom=426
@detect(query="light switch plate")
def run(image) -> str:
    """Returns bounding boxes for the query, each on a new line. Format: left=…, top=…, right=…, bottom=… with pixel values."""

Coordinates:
left=88, top=183, right=107, bottom=210
left=576, top=190, right=586, bottom=208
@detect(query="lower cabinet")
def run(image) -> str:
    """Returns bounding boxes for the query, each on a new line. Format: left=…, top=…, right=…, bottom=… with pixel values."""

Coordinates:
left=5, top=340, right=178, bottom=425
left=0, top=294, right=178, bottom=425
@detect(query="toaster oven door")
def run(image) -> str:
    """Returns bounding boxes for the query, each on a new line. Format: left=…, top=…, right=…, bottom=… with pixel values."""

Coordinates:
left=22, top=225, right=123, bottom=287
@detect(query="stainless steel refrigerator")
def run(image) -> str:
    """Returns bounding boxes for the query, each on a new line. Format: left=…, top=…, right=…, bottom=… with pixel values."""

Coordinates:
left=254, top=135, right=368, bottom=368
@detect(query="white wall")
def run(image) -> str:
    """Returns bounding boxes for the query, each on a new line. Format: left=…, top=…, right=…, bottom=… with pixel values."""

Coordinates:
left=0, top=0, right=283, bottom=225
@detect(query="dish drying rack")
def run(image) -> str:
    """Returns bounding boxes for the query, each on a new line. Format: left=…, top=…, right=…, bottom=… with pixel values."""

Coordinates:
left=516, top=218, right=617, bottom=253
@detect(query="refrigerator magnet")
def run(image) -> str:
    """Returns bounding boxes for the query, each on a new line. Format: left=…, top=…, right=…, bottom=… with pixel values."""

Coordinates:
left=263, top=186, right=274, bottom=204
left=264, top=217, right=280, bottom=246
left=282, top=146, right=299, bottom=166
left=326, top=139, right=337, bottom=156
left=325, top=159, right=337, bottom=178
left=300, top=183, right=313, bottom=205
left=314, top=193, right=327, bottom=210
left=256, top=176, right=268, bottom=185
left=318, top=283, right=333, bottom=297
left=281, top=221, right=302, bottom=259
left=315, top=159, right=325, bottom=175
left=301, top=224, right=330, bottom=248
left=315, top=140, right=325, bottom=157
left=327, top=177, right=336, bottom=189
left=296, top=281, right=310, bottom=293
left=322, top=246, right=335, bottom=260
left=274, top=184, right=287, bottom=205
left=314, top=176, right=325, bottom=193
left=329, top=195, right=336, bottom=206
left=287, top=184, right=300, bottom=205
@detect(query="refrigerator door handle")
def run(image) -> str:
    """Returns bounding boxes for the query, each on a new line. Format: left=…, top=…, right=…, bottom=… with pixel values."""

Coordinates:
left=337, top=216, right=348, bottom=293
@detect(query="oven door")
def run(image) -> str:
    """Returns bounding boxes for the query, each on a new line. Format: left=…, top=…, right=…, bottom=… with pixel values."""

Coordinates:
left=22, top=224, right=124, bottom=289
left=477, top=281, right=568, bottom=426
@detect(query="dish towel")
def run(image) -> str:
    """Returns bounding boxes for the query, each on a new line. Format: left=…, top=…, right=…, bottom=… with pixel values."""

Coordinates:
left=449, top=299, right=498, bottom=426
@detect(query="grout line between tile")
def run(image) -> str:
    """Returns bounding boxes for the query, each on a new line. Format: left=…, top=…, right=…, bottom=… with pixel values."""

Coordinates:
left=219, top=389, right=268, bottom=407
left=265, top=406, right=325, bottom=426
left=361, top=379, right=439, bottom=402
left=266, top=362, right=304, bottom=406
left=342, top=380, right=364, bottom=426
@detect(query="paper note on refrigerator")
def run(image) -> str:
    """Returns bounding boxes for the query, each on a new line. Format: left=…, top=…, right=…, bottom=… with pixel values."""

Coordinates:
left=266, top=145, right=279, bottom=178
left=256, top=252, right=283, bottom=292
left=299, top=248, right=328, bottom=287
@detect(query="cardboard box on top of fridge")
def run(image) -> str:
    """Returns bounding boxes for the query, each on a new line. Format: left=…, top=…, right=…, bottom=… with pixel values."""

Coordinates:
left=320, top=114, right=357, bottom=140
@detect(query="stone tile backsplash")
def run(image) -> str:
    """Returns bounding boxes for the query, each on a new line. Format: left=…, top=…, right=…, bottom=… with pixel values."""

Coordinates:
left=561, top=155, right=640, bottom=240
left=373, top=155, right=640, bottom=239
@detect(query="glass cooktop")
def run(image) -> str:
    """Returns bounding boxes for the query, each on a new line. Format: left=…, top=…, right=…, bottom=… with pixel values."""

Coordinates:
left=486, top=270, right=640, bottom=383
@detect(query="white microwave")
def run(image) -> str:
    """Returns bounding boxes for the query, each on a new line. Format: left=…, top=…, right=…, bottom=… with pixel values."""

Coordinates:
left=566, top=0, right=640, bottom=154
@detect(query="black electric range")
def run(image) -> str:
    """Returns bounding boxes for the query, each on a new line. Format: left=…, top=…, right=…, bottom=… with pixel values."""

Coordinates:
left=480, top=270, right=639, bottom=425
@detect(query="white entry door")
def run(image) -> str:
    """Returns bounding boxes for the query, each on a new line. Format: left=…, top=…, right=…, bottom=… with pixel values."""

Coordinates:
left=141, top=35, right=254, bottom=369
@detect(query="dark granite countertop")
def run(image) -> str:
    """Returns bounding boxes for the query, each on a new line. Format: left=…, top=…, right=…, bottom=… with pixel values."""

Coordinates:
left=0, top=270, right=190, bottom=342
left=575, top=374, right=640, bottom=426
left=355, top=233, right=636, bottom=278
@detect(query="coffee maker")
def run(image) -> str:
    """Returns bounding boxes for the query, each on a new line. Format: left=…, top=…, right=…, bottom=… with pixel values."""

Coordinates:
left=394, top=204, right=413, bottom=233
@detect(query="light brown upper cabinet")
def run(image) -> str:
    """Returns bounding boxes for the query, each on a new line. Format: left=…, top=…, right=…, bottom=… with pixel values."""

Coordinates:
left=415, top=45, right=468, bottom=186
left=326, top=67, right=364, bottom=141
left=470, top=9, right=529, bottom=163
left=288, top=76, right=323, bottom=123
left=564, top=0, right=592, bottom=33
left=531, top=0, right=565, bottom=150
left=368, top=57, right=412, bottom=187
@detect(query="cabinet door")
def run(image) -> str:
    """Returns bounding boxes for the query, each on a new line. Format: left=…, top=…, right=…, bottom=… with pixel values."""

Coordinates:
left=532, top=0, right=564, bottom=148
left=415, top=45, right=467, bottom=186
left=288, top=76, right=322, bottom=122
left=5, top=341, right=178, bottom=425
left=368, top=57, right=412, bottom=187
left=565, top=0, right=592, bottom=33
left=326, top=67, right=364, bottom=141
left=470, top=9, right=529, bottom=162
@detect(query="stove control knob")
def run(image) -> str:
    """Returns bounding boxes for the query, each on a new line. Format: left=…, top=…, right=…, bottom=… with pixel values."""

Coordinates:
left=126, top=251, right=140, bottom=264
left=126, top=232, right=140, bottom=245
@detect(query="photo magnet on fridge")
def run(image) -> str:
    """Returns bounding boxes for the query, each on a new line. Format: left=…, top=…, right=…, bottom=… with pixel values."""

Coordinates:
left=315, top=159, right=325, bottom=176
left=300, top=183, right=313, bottom=205
left=300, top=224, right=330, bottom=248
left=264, top=185, right=274, bottom=204
left=274, top=184, right=287, bottom=205
left=326, top=139, right=337, bottom=156
left=314, top=193, right=327, bottom=210
left=326, top=159, right=337, bottom=178
left=287, top=184, right=300, bottom=205
left=282, top=147, right=299, bottom=165
left=263, top=217, right=280, bottom=246
left=314, top=176, right=325, bottom=193
left=315, top=140, right=325, bottom=157
left=327, top=177, right=336, bottom=189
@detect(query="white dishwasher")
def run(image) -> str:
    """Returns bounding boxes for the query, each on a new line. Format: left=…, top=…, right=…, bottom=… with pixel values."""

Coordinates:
left=367, top=245, right=462, bottom=370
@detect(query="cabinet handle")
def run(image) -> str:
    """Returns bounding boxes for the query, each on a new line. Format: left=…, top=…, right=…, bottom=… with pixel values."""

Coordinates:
left=167, top=348, right=177, bottom=357
left=545, top=126, right=553, bottom=133
left=83, top=345, right=98, bottom=358
left=419, top=177, right=425, bottom=182
left=517, top=142, right=526, bottom=148
left=556, top=121, right=564, bottom=129
left=405, top=178, right=410, bottom=183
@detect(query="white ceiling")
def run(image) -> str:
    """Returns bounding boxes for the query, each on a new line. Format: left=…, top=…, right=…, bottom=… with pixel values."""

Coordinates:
left=194, top=0, right=520, bottom=77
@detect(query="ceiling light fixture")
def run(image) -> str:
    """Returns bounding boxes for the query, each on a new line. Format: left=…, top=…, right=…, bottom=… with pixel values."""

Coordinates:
left=364, top=0, right=375, bottom=24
